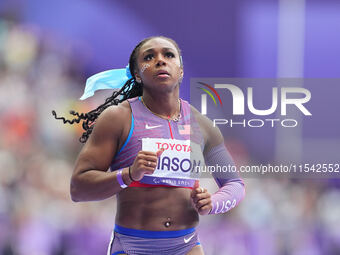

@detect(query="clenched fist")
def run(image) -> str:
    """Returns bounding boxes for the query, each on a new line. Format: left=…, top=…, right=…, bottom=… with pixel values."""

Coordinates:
left=191, top=180, right=212, bottom=215
left=129, top=149, right=164, bottom=181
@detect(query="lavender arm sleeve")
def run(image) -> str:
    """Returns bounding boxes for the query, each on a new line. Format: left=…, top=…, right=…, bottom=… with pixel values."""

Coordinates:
left=203, top=143, right=246, bottom=214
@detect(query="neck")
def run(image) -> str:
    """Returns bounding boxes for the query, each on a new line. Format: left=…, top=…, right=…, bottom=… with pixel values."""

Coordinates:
left=142, top=89, right=180, bottom=119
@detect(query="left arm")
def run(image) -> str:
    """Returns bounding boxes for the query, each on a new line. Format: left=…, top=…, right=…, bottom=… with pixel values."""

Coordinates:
left=190, top=107, right=245, bottom=215
left=204, top=143, right=245, bottom=215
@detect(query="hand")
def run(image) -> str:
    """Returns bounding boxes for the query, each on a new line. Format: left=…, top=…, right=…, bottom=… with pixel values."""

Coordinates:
left=191, top=180, right=212, bottom=215
left=129, top=149, right=164, bottom=181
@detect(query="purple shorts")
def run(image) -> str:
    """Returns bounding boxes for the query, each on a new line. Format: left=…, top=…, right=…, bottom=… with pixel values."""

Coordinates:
left=107, top=225, right=201, bottom=255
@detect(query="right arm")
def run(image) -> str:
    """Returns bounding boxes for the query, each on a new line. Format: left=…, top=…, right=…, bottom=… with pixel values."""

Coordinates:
left=70, top=105, right=131, bottom=202
left=70, top=104, right=161, bottom=202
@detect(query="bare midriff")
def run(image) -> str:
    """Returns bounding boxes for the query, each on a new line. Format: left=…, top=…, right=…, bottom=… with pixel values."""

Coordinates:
left=115, top=187, right=199, bottom=231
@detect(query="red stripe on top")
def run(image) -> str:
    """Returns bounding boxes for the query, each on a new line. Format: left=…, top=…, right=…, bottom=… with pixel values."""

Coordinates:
left=167, top=120, right=174, bottom=139
left=129, top=181, right=193, bottom=189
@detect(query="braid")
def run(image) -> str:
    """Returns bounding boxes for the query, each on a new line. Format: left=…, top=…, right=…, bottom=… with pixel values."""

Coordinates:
left=52, top=79, right=142, bottom=143
left=52, top=36, right=181, bottom=143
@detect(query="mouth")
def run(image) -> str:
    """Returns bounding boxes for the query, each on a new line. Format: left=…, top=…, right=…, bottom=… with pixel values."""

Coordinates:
left=155, top=70, right=170, bottom=78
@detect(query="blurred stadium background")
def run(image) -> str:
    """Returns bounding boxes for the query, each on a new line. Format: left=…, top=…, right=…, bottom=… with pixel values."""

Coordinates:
left=0, top=0, right=340, bottom=254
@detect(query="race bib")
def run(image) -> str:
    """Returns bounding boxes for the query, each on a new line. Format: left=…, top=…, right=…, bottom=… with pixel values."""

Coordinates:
left=140, top=138, right=204, bottom=187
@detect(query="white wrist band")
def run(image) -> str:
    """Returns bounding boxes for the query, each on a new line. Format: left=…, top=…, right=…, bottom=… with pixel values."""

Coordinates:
left=117, top=169, right=128, bottom=189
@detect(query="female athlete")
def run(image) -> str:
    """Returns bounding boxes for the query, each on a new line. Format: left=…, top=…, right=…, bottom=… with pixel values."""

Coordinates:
left=53, top=36, right=245, bottom=255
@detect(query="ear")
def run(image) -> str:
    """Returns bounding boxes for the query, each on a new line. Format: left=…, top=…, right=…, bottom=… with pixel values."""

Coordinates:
left=135, top=72, right=142, bottom=83
left=180, top=68, right=184, bottom=78
left=179, top=69, right=184, bottom=83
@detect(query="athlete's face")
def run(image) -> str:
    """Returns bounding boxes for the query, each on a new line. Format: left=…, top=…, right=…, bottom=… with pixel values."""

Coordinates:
left=134, top=38, right=183, bottom=92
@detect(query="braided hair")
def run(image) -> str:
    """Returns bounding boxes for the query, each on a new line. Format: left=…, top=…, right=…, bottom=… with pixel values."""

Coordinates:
left=52, top=36, right=182, bottom=143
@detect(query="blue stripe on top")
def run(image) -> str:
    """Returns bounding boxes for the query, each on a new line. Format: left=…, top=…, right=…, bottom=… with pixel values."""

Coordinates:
left=114, top=224, right=195, bottom=239
left=112, top=252, right=126, bottom=255
left=116, top=113, right=134, bottom=156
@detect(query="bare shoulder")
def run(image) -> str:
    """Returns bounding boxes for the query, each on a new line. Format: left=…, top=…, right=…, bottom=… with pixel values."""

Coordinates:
left=189, top=105, right=224, bottom=152
left=91, top=100, right=131, bottom=140
left=74, top=100, right=132, bottom=172
left=96, top=100, right=131, bottom=123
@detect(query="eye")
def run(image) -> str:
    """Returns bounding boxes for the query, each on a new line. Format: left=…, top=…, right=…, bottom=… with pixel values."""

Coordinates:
left=165, top=52, right=175, bottom=58
left=144, top=54, right=153, bottom=61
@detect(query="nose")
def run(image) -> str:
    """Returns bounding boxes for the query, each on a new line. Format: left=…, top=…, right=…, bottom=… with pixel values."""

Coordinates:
left=155, top=54, right=167, bottom=67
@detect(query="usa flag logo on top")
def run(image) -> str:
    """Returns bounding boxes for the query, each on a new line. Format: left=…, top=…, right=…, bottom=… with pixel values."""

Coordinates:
left=178, top=124, right=191, bottom=135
